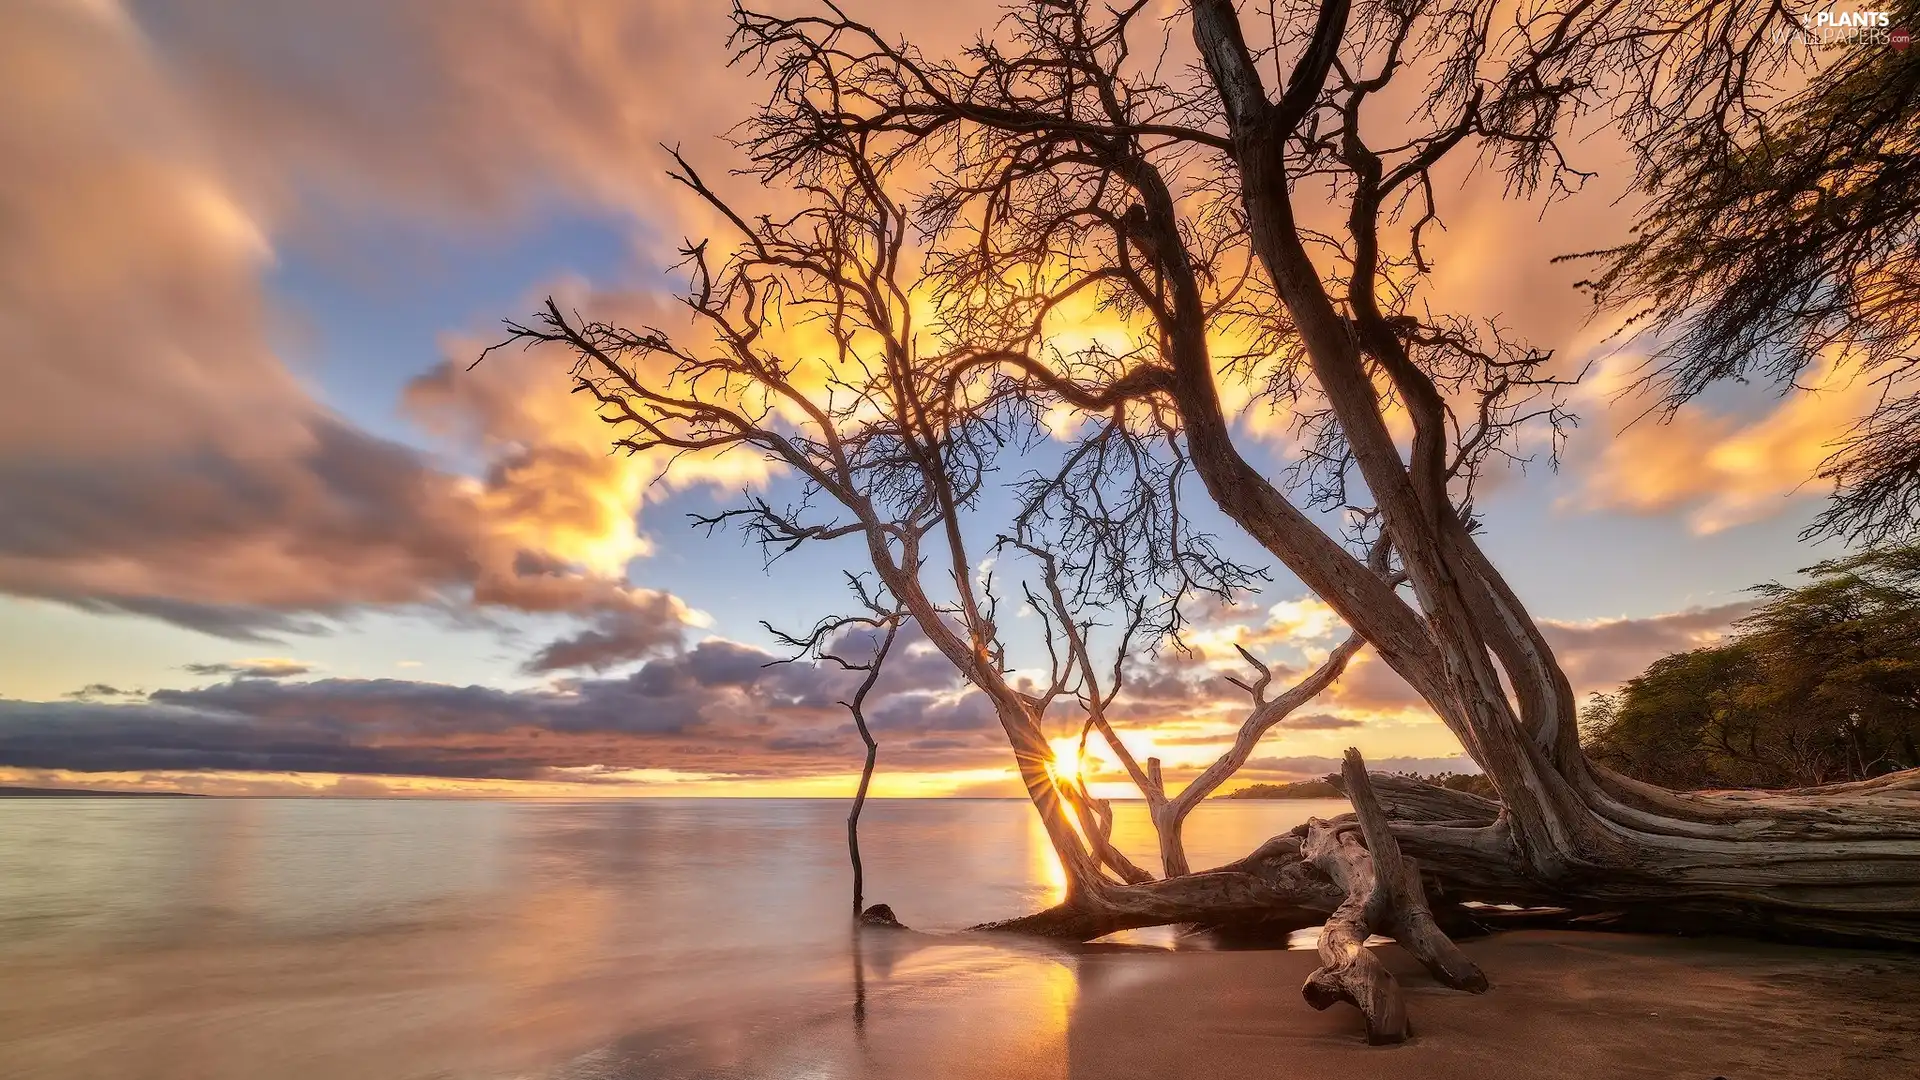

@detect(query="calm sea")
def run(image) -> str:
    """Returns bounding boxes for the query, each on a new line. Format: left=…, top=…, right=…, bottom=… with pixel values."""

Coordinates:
left=0, top=796, right=1347, bottom=1080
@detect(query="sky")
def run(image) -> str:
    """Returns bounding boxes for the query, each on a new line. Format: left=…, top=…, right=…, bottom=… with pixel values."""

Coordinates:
left=0, top=0, right=1863, bottom=798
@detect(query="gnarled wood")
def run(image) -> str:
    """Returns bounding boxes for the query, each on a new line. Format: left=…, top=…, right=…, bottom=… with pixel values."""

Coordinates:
left=1181, top=0, right=1920, bottom=946
left=971, top=833, right=1344, bottom=940
left=1343, top=752, right=1488, bottom=994
left=524, top=17, right=1920, bottom=1060
left=1300, top=815, right=1408, bottom=1043
left=1352, top=773, right=1501, bottom=826
left=1298, top=751, right=1488, bottom=1043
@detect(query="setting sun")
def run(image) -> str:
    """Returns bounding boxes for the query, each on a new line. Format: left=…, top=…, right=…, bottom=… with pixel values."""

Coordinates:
left=1045, top=736, right=1086, bottom=788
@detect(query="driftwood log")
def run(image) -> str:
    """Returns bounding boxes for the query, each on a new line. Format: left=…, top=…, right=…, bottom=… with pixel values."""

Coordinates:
left=941, top=749, right=1920, bottom=1043
left=1299, top=750, right=1488, bottom=1042
left=956, top=752, right=1493, bottom=1041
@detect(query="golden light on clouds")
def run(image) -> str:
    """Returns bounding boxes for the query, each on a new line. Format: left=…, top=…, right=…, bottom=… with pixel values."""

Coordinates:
left=1182, top=595, right=1347, bottom=668
left=1572, top=349, right=1876, bottom=534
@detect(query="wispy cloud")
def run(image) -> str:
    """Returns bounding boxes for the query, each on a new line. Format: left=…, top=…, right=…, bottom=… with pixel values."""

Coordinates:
left=1567, top=351, right=1875, bottom=534
left=182, top=658, right=316, bottom=679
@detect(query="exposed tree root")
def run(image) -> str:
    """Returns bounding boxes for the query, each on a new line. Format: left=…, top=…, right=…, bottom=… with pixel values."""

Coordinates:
left=959, top=771, right=1920, bottom=948
left=1320, top=763, right=1920, bottom=947
left=968, top=835, right=1341, bottom=939
left=937, top=757, right=1920, bottom=1041
left=859, top=903, right=905, bottom=928
left=1298, top=751, right=1487, bottom=1042
left=861, top=745, right=1920, bottom=1048
left=1299, top=818, right=1409, bottom=1043
left=1368, top=770, right=1920, bottom=946
left=952, top=752, right=1490, bottom=1042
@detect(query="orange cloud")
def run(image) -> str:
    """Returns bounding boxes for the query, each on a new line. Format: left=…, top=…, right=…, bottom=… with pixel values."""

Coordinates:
left=1570, top=351, right=1876, bottom=533
left=0, top=2, right=706, bottom=663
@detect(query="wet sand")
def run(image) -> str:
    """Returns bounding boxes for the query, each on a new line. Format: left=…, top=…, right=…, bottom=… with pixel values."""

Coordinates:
left=1056, top=932, right=1920, bottom=1080
left=6, top=927, right=1916, bottom=1079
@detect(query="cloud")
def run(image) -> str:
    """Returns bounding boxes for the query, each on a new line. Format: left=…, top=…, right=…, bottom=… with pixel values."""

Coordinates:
left=1288, top=712, right=1364, bottom=730
left=63, top=684, right=141, bottom=702
left=0, top=0, right=1813, bottom=798
left=0, top=634, right=997, bottom=784
left=183, top=658, right=315, bottom=679
left=134, top=0, right=771, bottom=238
left=1178, top=594, right=1352, bottom=678
left=523, top=595, right=695, bottom=673
left=1313, top=601, right=1753, bottom=712
left=1325, top=651, right=1427, bottom=711
left=1262, top=598, right=1344, bottom=642
left=869, top=689, right=1000, bottom=734
left=0, top=595, right=1748, bottom=792
left=0, top=1, right=712, bottom=668
left=1539, top=602, right=1751, bottom=695
left=1568, top=351, right=1877, bottom=533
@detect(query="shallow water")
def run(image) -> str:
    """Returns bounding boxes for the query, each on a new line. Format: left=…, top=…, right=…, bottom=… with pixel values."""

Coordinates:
left=0, top=797, right=1347, bottom=1080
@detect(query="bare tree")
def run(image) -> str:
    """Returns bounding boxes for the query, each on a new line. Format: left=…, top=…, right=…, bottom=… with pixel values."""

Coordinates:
left=1015, top=533, right=1363, bottom=878
left=766, top=578, right=905, bottom=917
left=719, top=0, right=1920, bottom=954
left=481, top=133, right=1362, bottom=952
left=488, top=0, right=1920, bottom=1038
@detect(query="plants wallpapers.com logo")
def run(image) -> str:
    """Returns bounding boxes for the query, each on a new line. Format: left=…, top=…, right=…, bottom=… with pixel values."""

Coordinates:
left=1774, top=8, right=1911, bottom=47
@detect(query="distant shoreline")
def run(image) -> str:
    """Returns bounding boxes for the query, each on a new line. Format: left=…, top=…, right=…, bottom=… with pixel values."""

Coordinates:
left=0, top=786, right=204, bottom=798
left=1226, top=773, right=1496, bottom=800
left=1223, top=779, right=1344, bottom=799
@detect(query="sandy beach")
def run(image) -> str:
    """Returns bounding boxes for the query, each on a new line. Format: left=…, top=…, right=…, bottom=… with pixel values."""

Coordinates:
left=1053, top=931, right=1920, bottom=1080
left=6, top=918, right=1917, bottom=1079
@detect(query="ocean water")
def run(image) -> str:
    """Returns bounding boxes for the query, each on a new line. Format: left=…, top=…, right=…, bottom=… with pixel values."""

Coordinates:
left=0, top=796, right=1347, bottom=1080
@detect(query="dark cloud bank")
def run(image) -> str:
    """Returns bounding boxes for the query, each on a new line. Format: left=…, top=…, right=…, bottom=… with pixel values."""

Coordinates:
left=0, top=633, right=1004, bottom=784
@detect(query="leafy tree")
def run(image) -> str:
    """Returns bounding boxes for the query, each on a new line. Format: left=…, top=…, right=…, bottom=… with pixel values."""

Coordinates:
left=1584, top=545, right=1920, bottom=788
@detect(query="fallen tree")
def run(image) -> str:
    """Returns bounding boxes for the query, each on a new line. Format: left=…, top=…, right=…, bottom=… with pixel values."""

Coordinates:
left=1302, top=749, right=1488, bottom=1043
left=719, top=0, right=1920, bottom=952
left=490, top=0, right=1920, bottom=1041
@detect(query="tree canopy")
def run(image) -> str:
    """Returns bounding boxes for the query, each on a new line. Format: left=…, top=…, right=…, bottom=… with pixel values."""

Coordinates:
left=1583, top=545, right=1920, bottom=789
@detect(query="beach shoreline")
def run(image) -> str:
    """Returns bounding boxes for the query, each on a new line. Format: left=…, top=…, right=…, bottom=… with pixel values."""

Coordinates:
left=6, top=794, right=1912, bottom=1079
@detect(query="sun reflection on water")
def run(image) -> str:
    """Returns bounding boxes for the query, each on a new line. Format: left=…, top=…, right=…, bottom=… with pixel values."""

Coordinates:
left=1027, top=800, right=1070, bottom=906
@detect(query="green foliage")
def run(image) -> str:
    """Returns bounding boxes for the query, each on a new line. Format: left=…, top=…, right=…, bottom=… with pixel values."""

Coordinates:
left=1582, top=545, right=1920, bottom=789
left=1225, top=779, right=1342, bottom=800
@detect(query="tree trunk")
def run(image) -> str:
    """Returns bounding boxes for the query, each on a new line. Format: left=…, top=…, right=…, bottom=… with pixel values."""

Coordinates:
left=849, top=728, right=875, bottom=917
left=971, top=831, right=1344, bottom=939
left=1098, top=636, right=1364, bottom=878
left=1300, top=818, right=1409, bottom=1044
